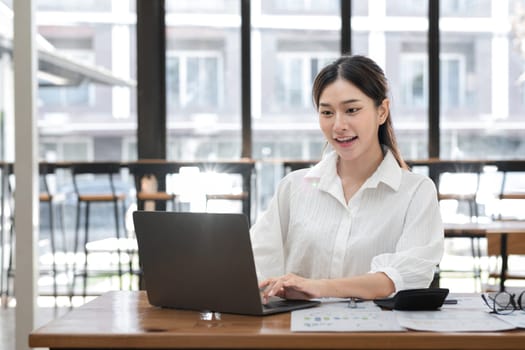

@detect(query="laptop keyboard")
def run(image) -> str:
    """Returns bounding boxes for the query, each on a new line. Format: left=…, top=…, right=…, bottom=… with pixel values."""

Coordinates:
left=263, top=298, right=315, bottom=310
left=263, top=300, right=292, bottom=309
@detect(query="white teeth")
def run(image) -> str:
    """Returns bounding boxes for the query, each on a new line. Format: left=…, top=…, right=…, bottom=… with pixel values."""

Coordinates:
left=336, top=136, right=356, bottom=142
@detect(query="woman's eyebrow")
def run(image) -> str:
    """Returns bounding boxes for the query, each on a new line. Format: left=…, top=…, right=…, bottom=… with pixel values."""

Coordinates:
left=319, top=99, right=361, bottom=107
left=340, top=99, right=360, bottom=104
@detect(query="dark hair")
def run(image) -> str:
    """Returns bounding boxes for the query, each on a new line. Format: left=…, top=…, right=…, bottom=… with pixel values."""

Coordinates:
left=312, top=55, right=408, bottom=169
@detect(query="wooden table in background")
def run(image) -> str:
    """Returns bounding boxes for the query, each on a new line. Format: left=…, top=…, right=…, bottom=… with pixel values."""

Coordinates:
left=29, top=291, right=525, bottom=350
left=444, top=221, right=525, bottom=291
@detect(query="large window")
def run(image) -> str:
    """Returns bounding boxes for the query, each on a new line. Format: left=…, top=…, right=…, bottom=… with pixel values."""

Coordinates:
left=400, top=54, right=427, bottom=108
left=253, top=0, right=339, bottom=158
left=165, top=0, right=240, bottom=161
left=35, top=0, right=136, bottom=162
left=40, top=138, right=93, bottom=161
left=39, top=49, right=95, bottom=107
left=7, top=0, right=522, bottom=165
left=275, top=54, right=336, bottom=109
left=400, top=54, right=467, bottom=111
left=352, top=0, right=429, bottom=160
left=252, top=1, right=339, bottom=211
left=441, top=55, right=466, bottom=110
left=2, top=0, right=525, bottom=216
left=440, top=0, right=525, bottom=159
left=167, top=53, right=222, bottom=112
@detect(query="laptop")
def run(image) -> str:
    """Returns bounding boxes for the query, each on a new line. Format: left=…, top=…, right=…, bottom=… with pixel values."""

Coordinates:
left=132, top=211, right=320, bottom=316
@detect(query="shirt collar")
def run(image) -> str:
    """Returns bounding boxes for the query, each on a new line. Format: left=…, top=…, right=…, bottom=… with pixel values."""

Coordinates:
left=364, top=149, right=402, bottom=191
left=304, top=147, right=403, bottom=193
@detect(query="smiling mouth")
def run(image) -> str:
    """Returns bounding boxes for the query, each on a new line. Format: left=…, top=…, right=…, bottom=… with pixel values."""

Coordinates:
left=334, top=136, right=358, bottom=144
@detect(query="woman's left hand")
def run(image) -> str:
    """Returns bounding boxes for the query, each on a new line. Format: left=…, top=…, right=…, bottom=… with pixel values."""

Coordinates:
left=259, top=273, right=323, bottom=304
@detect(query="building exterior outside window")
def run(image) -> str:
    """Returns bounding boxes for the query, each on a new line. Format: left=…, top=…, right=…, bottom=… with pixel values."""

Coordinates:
left=164, top=0, right=241, bottom=161
left=0, top=0, right=524, bottom=217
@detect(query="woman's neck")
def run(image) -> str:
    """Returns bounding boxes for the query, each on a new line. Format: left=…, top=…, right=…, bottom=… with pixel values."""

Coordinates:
left=337, top=145, right=385, bottom=202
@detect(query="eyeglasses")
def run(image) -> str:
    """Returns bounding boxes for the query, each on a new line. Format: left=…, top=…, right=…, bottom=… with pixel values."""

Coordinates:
left=481, top=291, right=524, bottom=315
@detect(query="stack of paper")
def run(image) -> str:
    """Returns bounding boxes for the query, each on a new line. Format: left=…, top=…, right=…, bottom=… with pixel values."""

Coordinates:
left=291, top=296, right=525, bottom=332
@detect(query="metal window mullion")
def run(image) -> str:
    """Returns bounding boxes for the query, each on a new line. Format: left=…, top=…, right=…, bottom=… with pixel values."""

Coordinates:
left=241, top=0, right=252, bottom=158
left=137, top=0, right=166, bottom=160
left=341, top=0, right=352, bottom=55
left=428, top=0, right=440, bottom=158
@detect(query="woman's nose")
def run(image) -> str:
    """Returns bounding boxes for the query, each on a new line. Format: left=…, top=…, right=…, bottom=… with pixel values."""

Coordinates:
left=333, top=112, right=348, bottom=131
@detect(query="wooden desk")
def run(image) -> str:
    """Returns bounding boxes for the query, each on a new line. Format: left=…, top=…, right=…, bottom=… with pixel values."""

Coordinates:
left=444, top=221, right=525, bottom=291
left=29, top=291, right=525, bottom=350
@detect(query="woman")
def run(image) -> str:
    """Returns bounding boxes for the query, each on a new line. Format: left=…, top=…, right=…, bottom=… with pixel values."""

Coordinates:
left=251, top=55, right=444, bottom=303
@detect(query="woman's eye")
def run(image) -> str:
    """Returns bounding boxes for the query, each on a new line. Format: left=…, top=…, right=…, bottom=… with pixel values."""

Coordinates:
left=320, top=110, right=333, bottom=117
left=346, top=108, right=359, bottom=114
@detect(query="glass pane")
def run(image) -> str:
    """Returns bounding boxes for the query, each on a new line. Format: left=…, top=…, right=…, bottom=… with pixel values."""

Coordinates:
left=263, top=0, right=338, bottom=14
left=165, top=0, right=240, bottom=161
left=0, top=0, right=13, bottom=161
left=166, top=0, right=237, bottom=13
left=1, top=1, right=124, bottom=163
left=37, top=0, right=113, bottom=12
left=253, top=0, right=339, bottom=160
left=253, top=0, right=339, bottom=215
left=440, top=0, right=525, bottom=159
left=386, top=0, right=426, bottom=16
left=352, top=0, right=429, bottom=160
left=36, top=0, right=137, bottom=162
left=441, top=0, right=491, bottom=17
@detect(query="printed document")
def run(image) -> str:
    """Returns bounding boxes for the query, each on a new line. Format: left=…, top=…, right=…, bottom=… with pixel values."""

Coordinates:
left=394, top=309, right=516, bottom=332
left=494, top=313, right=525, bottom=329
left=291, top=300, right=404, bottom=332
left=292, top=295, right=523, bottom=332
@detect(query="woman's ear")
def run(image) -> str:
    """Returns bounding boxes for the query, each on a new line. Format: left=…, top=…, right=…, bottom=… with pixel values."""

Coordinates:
left=378, top=99, right=390, bottom=125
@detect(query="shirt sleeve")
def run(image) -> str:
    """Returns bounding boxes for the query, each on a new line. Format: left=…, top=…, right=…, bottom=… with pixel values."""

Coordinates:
left=249, top=175, right=292, bottom=282
left=370, top=177, right=444, bottom=292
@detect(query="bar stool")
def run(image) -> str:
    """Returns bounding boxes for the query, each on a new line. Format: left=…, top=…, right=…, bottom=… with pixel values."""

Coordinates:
left=494, top=162, right=525, bottom=221
left=0, top=163, right=13, bottom=307
left=39, top=162, right=68, bottom=302
left=432, top=162, right=485, bottom=290
left=1, top=163, right=69, bottom=305
left=487, top=230, right=525, bottom=290
left=69, top=162, right=129, bottom=300
left=486, top=161, right=525, bottom=288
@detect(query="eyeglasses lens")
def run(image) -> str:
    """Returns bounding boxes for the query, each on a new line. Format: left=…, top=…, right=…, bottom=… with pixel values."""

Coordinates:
left=518, top=292, right=524, bottom=311
left=493, top=292, right=515, bottom=315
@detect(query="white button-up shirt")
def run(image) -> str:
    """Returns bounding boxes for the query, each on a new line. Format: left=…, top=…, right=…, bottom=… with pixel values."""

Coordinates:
left=250, top=149, right=444, bottom=292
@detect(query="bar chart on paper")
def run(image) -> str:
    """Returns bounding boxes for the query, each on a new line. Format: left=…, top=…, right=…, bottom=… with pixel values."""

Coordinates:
left=291, top=301, right=405, bottom=332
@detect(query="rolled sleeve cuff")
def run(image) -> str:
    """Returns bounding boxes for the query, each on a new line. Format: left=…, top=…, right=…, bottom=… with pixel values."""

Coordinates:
left=370, top=266, right=404, bottom=295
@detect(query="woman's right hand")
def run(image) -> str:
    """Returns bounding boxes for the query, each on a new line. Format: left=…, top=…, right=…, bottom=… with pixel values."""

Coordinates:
left=259, top=273, right=323, bottom=304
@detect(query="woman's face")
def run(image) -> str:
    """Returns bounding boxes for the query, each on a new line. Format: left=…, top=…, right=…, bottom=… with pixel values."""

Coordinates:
left=318, top=78, right=388, bottom=162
